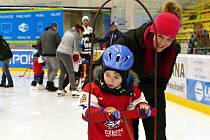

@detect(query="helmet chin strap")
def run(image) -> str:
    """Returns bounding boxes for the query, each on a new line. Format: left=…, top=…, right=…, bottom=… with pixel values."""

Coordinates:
left=88, top=1, right=158, bottom=140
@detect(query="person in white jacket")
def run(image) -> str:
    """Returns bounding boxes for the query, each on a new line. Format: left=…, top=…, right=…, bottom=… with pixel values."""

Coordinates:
left=81, top=16, right=93, bottom=57
left=56, top=24, right=84, bottom=97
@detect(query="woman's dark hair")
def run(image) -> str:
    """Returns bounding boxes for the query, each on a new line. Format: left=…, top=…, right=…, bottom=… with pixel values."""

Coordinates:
left=45, top=26, right=51, bottom=31
left=51, top=23, right=58, bottom=27
left=75, top=24, right=84, bottom=32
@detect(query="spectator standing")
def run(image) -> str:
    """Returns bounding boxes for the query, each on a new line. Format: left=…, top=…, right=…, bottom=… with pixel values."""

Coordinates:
left=79, top=16, right=93, bottom=81
left=81, top=16, right=93, bottom=57
left=97, top=21, right=123, bottom=48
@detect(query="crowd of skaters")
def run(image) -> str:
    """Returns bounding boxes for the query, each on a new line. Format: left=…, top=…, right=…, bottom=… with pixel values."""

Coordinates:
left=29, top=15, right=122, bottom=97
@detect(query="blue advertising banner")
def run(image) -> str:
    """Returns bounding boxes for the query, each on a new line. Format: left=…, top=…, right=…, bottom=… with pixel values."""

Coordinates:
left=186, top=79, right=210, bottom=105
left=0, top=9, right=64, bottom=41
left=0, top=50, right=33, bottom=68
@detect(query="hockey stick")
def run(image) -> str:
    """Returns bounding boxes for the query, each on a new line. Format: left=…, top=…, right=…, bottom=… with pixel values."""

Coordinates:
left=87, top=1, right=112, bottom=140
left=122, top=112, right=135, bottom=140
left=88, top=108, right=156, bottom=123
left=19, top=67, right=30, bottom=77
left=19, top=52, right=33, bottom=77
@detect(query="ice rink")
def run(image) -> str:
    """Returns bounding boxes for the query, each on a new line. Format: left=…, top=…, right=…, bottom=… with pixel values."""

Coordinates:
left=0, top=74, right=210, bottom=140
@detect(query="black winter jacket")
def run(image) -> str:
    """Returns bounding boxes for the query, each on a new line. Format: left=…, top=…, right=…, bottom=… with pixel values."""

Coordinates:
left=115, top=23, right=180, bottom=102
left=37, top=29, right=61, bottom=56
left=97, top=29, right=123, bottom=47
left=0, top=38, right=13, bottom=61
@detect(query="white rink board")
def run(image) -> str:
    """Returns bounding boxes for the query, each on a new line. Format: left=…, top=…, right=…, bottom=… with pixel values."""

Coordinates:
left=166, top=54, right=210, bottom=106
left=166, top=54, right=187, bottom=98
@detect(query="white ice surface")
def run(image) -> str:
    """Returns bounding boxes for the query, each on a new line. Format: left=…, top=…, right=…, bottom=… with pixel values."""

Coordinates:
left=0, top=75, right=209, bottom=140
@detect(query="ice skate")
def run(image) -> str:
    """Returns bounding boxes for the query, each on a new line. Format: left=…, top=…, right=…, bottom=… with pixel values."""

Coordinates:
left=64, top=83, right=71, bottom=95
left=36, top=84, right=45, bottom=90
left=57, top=90, right=65, bottom=97
left=71, top=90, right=80, bottom=98
left=31, top=85, right=38, bottom=91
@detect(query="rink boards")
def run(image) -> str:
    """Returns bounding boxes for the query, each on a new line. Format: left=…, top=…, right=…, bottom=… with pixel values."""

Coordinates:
left=165, top=54, right=210, bottom=115
left=0, top=49, right=33, bottom=69
left=0, top=49, right=104, bottom=70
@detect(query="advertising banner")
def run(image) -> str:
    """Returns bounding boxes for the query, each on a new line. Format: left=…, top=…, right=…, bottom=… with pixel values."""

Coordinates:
left=166, top=54, right=210, bottom=106
left=0, top=49, right=32, bottom=68
left=187, top=79, right=210, bottom=105
left=186, top=55, right=210, bottom=105
left=186, top=55, right=210, bottom=81
left=0, top=9, right=64, bottom=41
left=166, top=54, right=187, bottom=98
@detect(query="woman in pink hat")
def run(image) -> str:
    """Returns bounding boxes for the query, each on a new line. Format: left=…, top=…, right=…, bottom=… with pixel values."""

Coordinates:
left=115, top=1, right=182, bottom=140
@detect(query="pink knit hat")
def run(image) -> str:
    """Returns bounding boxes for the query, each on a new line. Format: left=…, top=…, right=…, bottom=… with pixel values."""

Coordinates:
left=150, top=12, right=181, bottom=39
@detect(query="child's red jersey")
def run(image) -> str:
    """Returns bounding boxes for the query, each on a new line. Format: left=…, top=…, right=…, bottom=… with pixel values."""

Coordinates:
left=81, top=82, right=144, bottom=140
left=33, top=57, right=43, bottom=75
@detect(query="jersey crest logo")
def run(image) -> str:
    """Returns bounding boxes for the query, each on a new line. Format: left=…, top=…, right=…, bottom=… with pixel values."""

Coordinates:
left=104, top=120, right=120, bottom=129
left=80, top=93, right=87, bottom=104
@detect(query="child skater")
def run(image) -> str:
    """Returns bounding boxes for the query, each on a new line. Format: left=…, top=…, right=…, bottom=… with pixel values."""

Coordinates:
left=31, top=49, right=45, bottom=90
left=79, top=44, right=152, bottom=140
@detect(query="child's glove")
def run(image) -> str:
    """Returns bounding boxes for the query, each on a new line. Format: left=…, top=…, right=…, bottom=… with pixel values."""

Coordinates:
left=38, top=56, right=46, bottom=64
left=72, top=54, right=80, bottom=63
left=138, top=107, right=152, bottom=119
left=79, top=43, right=84, bottom=48
left=104, top=107, right=121, bottom=121
left=138, top=102, right=152, bottom=119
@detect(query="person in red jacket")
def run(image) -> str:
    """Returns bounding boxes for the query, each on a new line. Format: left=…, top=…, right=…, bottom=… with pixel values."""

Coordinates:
left=31, top=49, right=45, bottom=90
left=79, top=44, right=152, bottom=140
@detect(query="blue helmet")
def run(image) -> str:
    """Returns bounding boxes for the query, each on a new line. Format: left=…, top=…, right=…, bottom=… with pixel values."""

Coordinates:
left=102, top=44, right=134, bottom=71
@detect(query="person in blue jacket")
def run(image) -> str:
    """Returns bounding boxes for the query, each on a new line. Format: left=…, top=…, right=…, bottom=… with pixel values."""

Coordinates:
left=96, top=21, right=123, bottom=48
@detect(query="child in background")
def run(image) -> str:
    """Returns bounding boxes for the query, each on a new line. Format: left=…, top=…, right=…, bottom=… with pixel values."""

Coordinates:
left=31, top=49, right=45, bottom=90
left=79, top=44, right=152, bottom=140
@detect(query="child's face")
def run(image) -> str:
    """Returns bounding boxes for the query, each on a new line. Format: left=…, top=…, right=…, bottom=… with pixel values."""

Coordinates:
left=104, top=70, right=122, bottom=89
